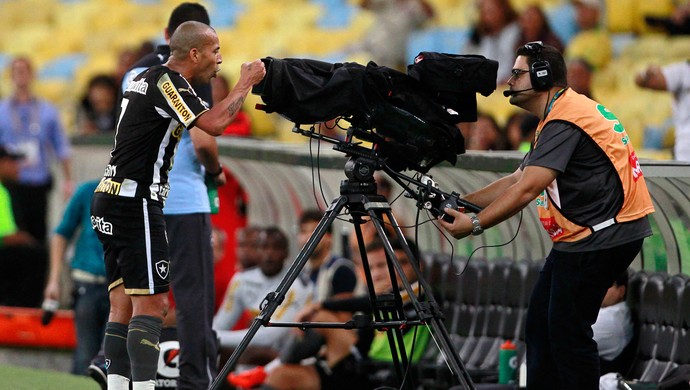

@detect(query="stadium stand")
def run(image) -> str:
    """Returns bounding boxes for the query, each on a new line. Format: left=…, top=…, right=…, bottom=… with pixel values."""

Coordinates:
left=0, top=0, right=686, bottom=154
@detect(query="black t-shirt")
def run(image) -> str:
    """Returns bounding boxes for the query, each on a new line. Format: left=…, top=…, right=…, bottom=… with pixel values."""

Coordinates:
left=104, top=65, right=209, bottom=202
left=523, top=121, right=651, bottom=251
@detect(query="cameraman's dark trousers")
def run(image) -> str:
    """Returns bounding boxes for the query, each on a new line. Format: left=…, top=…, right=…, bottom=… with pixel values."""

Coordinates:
left=525, top=239, right=644, bottom=390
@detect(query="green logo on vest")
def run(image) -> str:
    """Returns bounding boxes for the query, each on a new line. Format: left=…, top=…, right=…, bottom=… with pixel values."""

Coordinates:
left=597, top=104, right=629, bottom=145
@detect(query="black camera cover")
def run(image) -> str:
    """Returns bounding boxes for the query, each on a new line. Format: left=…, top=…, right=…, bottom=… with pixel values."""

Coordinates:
left=252, top=54, right=497, bottom=172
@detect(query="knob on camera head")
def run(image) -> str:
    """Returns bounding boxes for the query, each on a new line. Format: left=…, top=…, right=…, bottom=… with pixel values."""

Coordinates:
left=415, top=175, right=465, bottom=223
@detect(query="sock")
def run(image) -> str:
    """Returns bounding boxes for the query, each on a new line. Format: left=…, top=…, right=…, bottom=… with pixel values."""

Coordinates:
left=107, top=374, right=131, bottom=390
left=127, top=315, right=163, bottom=384
left=278, top=329, right=324, bottom=364
left=104, top=321, right=131, bottom=383
left=132, top=379, right=156, bottom=390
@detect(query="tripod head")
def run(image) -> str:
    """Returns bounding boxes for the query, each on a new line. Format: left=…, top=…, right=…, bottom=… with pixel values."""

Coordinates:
left=295, top=124, right=481, bottom=221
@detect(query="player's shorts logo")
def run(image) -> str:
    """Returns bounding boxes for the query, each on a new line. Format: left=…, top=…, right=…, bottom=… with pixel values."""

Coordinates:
left=155, top=260, right=170, bottom=280
left=91, top=216, right=113, bottom=235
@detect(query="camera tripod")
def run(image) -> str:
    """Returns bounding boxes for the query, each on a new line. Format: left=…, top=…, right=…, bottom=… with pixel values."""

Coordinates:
left=209, top=152, right=475, bottom=390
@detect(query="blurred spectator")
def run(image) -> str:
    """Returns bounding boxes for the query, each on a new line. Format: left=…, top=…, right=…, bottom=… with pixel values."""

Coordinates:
left=213, top=227, right=312, bottom=361
left=463, top=0, right=521, bottom=84
left=75, top=74, right=118, bottom=135
left=43, top=179, right=109, bottom=376
left=505, top=112, right=538, bottom=152
left=517, top=5, right=565, bottom=53
left=0, top=145, right=47, bottom=307
left=567, top=57, right=595, bottom=99
left=635, top=62, right=690, bottom=162
left=644, top=3, right=690, bottom=35
left=466, top=112, right=505, bottom=150
left=260, top=237, right=429, bottom=390
left=0, top=56, right=73, bottom=245
left=299, top=209, right=359, bottom=302
left=113, top=48, right=140, bottom=87
left=565, top=0, right=612, bottom=70
left=236, top=225, right=263, bottom=271
left=212, top=225, right=228, bottom=265
left=350, top=0, right=434, bottom=70
left=210, top=74, right=252, bottom=136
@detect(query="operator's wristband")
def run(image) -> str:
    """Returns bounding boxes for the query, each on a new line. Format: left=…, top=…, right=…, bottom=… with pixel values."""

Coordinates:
left=206, top=163, right=223, bottom=177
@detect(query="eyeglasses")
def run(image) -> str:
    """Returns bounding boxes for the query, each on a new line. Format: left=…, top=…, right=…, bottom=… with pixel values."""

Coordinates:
left=510, top=69, right=529, bottom=79
left=523, top=41, right=544, bottom=54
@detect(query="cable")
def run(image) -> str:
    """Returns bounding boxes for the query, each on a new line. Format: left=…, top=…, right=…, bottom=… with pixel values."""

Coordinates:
left=455, top=209, right=524, bottom=277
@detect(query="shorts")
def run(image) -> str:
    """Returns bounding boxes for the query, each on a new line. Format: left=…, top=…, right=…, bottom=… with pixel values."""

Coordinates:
left=315, top=354, right=370, bottom=390
left=91, top=192, right=170, bottom=295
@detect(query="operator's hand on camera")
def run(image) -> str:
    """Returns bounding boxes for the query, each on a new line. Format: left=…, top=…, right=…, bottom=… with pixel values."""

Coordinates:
left=438, top=207, right=473, bottom=239
left=240, top=59, right=266, bottom=87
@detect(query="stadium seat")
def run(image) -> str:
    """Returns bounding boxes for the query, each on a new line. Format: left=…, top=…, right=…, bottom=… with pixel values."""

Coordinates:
left=626, top=272, right=667, bottom=381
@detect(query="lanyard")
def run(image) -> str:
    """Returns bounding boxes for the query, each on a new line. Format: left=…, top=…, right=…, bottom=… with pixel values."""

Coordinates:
left=535, top=88, right=567, bottom=142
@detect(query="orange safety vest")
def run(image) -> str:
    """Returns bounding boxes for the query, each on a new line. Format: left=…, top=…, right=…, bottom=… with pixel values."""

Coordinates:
left=534, top=89, right=655, bottom=242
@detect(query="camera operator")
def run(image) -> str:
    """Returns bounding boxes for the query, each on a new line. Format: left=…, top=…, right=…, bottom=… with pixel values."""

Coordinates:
left=438, top=42, right=654, bottom=390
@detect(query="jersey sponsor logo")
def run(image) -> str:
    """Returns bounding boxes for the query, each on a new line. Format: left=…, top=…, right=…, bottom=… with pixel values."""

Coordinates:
left=126, top=78, right=149, bottom=95
left=540, top=216, right=564, bottom=239
left=630, top=151, right=643, bottom=181
left=95, top=178, right=122, bottom=195
left=104, top=164, right=117, bottom=177
left=597, top=104, right=630, bottom=145
left=155, top=260, right=170, bottom=280
left=91, top=216, right=113, bottom=235
left=159, top=77, right=193, bottom=124
left=172, top=124, right=183, bottom=140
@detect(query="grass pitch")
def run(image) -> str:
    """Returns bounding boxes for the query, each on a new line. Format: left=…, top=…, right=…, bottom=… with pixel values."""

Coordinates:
left=0, top=364, right=98, bottom=390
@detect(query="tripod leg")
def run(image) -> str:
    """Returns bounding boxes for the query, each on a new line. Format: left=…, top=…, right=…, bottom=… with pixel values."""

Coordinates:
left=363, top=201, right=475, bottom=390
left=208, top=196, right=349, bottom=390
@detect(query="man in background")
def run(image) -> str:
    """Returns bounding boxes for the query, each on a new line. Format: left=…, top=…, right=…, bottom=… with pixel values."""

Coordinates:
left=635, top=61, right=690, bottom=162
left=0, top=145, right=45, bottom=307
left=44, top=179, right=109, bottom=376
left=299, top=209, right=359, bottom=302
left=0, top=57, right=73, bottom=243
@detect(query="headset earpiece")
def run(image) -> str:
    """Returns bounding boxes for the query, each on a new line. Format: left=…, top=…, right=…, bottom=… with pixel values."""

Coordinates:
left=522, top=41, right=554, bottom=91
left=530, top=60, right=553, bottom=91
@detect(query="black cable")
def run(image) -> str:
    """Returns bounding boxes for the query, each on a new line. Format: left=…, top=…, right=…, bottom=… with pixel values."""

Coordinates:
left=455, top=209, right=523, bottom=277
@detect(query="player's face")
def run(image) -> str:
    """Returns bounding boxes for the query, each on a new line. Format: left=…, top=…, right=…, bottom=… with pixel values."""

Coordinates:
left=196, top=33, right=222, bottom=83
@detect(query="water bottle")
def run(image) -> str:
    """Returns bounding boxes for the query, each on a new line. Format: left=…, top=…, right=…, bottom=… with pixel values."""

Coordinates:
left=205, top=176, right=220, bottom=214
left=41, top=298, right=59, bottom=326
left=498, top=339, right=518, bottom=384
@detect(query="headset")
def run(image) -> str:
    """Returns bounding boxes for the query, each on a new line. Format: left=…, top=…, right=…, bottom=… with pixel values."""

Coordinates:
left=523, top=41, right=553, bottom=91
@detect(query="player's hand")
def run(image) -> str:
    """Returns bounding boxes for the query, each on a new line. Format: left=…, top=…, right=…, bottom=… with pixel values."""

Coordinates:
left=241, top=59, right=266, bottom=86
left=437, top=207, right=473, bottom=239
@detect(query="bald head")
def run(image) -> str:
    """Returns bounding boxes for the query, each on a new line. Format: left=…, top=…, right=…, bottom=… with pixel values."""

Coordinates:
left=169, top=21, right=217, bottom=60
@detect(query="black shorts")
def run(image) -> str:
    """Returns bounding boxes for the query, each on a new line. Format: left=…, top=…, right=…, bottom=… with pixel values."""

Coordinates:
left=91, top=192, right=170, bottom=295
left=315, top=354, right=370, bottom=390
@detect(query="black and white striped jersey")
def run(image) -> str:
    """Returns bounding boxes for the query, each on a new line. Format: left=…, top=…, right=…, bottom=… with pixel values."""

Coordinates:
left=96, top=65, right=209, bottom=203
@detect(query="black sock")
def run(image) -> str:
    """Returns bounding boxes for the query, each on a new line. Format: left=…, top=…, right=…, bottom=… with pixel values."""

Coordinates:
left=127, top=315, right=163, bottom=382
left=104, top=322, right=131, bottom=378
left=279, top=329, right=324, bottom=364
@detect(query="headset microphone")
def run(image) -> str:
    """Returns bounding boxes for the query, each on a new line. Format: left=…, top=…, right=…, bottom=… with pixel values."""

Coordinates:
left=503, top=88, right=533, bottom=97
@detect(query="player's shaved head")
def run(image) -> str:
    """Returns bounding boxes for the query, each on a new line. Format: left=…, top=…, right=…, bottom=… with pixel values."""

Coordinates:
left=169, top=21, right=217, bottom=60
